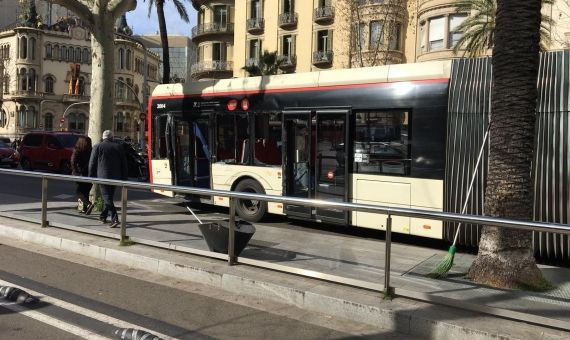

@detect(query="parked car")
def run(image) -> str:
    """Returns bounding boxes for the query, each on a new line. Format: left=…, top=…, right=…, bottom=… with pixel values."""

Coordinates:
left=18, top=132, right=84, bottom=173
left=0, top=140, right=19, bottom=168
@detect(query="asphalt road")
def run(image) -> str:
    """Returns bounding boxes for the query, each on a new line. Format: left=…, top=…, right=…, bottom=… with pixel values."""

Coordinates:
left=0, top=241, right=411, bottom=339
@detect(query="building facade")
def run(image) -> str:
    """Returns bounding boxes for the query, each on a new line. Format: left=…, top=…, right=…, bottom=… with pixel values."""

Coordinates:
left=198, top=0, right=570, bottom=78
left=137, top=35, right=196, bottom=83
left=191, top=0, right=235, bottom=80
left=0, top=15, right=161, bottom=141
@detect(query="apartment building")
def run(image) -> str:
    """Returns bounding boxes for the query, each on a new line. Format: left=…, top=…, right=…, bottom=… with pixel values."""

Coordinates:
left=191, top=0, right=235, bottom=80
left=0, top=13, right=161, bottom=140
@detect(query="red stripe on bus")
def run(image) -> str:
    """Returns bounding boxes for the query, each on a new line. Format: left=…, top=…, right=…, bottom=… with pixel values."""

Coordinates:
left=150, top=78, right=449, bottom=99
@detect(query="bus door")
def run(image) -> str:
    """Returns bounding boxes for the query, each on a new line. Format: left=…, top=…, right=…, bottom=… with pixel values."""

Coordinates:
left=283, top=111, right=312, bottom=218
left=314, top=110, right=349, bottom=224
left=283, top=109, right=350, bottom=224
left=166, top=112, right=211, bottom=190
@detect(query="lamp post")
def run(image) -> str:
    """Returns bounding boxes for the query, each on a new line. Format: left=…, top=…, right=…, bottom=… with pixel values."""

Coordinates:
left=115, top=78, right=144, bottom=146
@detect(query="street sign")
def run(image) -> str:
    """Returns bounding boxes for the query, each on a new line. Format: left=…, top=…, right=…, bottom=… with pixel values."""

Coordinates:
left=60, top=117, right=65, bottom=123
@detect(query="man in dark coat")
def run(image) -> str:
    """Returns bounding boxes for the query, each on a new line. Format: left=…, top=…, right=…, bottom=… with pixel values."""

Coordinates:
left=89, top=130, right=128, bottom=227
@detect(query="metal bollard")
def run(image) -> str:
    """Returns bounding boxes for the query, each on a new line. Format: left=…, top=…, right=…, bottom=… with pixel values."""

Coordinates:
left=120, top=186, right=129, bottom=245
left=384, top=214, right=393, bottom=298
left=41, top=177, right=48, bottom=228
left=228, top=197, right=236, bottom=265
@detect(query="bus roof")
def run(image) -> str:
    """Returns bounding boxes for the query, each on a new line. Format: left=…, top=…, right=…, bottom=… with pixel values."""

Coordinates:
left=151, top=59, right=452, bottom=98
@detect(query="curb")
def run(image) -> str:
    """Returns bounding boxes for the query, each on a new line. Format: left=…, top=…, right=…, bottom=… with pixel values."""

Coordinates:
left=0, top=221, right=568, bottom=340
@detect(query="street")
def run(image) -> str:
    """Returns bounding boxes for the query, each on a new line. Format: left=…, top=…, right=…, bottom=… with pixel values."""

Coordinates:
left=0, top=239, right=406, bottom=339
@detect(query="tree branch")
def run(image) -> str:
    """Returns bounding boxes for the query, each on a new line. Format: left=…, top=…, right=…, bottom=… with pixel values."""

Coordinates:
left=49, top=0, right=94, bottom=24
left=108, top=0, right=137, bottom=17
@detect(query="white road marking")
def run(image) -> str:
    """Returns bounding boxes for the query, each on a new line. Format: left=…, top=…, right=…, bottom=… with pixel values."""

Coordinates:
left=0, top=301, right=110, bottom=340
left=0, top=278, right=176, bottom=340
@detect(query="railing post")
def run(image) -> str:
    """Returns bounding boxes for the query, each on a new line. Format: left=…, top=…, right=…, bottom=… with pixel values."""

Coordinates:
left=228, top=197, right=236, bottom=265
left=120, top=186, right=130, bottom=245
left=41, top=177, right=48, bottom=228
left=384, top=214, right=393, bottom=298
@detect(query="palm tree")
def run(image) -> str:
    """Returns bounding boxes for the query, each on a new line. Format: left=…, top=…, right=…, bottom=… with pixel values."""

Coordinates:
left=452, top=0, right=554, bottom=57
left=146, top=0, right=190, bottom=83
left=242, top=51, right=285, bottom=76
left=467, top=0, right=549, bottom=289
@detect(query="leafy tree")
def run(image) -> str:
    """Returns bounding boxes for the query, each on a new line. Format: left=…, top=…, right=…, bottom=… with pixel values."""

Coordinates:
left=49, top=0, right=136, bottom=144
left=242, top=51, right=285, bottom=76
left=467, top=0, right=550, bottom=290
left=452, top=0, right=554, bottom=57
left=146, top=0, right=190, bottom=83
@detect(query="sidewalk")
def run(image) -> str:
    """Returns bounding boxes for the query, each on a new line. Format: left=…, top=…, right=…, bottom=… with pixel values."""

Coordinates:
left=0, top=196, right=569, bottom=339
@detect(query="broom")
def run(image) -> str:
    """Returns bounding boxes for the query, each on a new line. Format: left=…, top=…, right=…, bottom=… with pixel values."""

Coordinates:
left=428, top=124, right=491, bottom=279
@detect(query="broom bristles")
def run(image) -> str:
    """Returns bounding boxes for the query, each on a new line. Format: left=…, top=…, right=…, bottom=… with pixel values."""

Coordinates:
left=427, top=245, right=456, bottom=279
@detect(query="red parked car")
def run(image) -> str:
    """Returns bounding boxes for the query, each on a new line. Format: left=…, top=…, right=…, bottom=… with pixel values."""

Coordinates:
left=0, top=139, right=19, bottom=168
left=18, top=132, right=85, bottom=173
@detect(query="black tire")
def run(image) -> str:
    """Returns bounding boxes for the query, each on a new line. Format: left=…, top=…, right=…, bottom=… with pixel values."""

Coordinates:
left=60, top=160, right=71, bottom=174
left=234, top=179, right=267, bottom=223
left=20, top=158, right=32, bottom=171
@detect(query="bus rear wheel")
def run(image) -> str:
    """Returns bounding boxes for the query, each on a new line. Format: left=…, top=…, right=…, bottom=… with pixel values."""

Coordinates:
left=234, top=179, right=267, bottom=223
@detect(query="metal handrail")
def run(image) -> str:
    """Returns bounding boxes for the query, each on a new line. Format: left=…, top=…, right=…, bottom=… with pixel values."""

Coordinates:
left=1, top=167, right=570, bottom=331
left=1, top=168, right=568, bottom=235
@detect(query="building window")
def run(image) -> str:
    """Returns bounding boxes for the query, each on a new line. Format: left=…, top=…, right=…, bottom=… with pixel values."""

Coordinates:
left=18, top=106, right=38, bottom=129
left=44, top=113, right=54, bottom=131
left=3, top=75, right=9, bottom=94
left=0, top=109, right=7, bottom=128
left=448, top=14, right=467, bottom=48
left=60, top=46, right=66, bottom=61
left=20, top=68, right=27, bottom=91
left=53, top=44, right=59, bottom=60
left=281, top=35, right=295, bottom=57
left=78, top=76, right=85, bottom=96
left=354, top=110, right=410, bottom=175
left=317, top=30, right=331, bottom=52
left=45, top=44, right=52, bottom=59
left=66, top=46, right=72, bottom=61
left=126, top=78, right=133, bottom=100
left=116, top=77, right=125, bottom=99
left=250, top=0, right=261, bottom=19
left=28, top=69, right=36, bottom=91
left=20, top=36, right=27, bottom=59
left=370, top=21, right=384, bottom=49
left=389, top=23, right=401, bottom=51
left=248, top=39, right=262, bottom=65
left=0, top=44, right=9, bottom=59
left=282, top=0, right=294, bottom=13
left=118, top=48, right=125, bottom=69
left=125, top=112, right=131, bottom=132
left=68, top=112, right=86, bottom=132
left=428, top=16, right=445, bottom=51
left=352, top=23, right=365, bottom=52
left=82, top=48, right=89, bottom=63
left=126, top=49, right=132, bottom=70
left=45, top=76, right=54, bottom=93
left=29, top=37, right=36, bottom=60
left=214, top=5, right=229, bottom=25
left=115, top=112, right=124, bottom=132
left=75, top=47, right=81, bottom=62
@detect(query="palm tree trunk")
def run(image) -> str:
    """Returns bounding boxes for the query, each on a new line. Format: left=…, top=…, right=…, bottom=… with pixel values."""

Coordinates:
left=468, top=0, right=546, bottom=289
left=156, top=0, right=170, bottom=84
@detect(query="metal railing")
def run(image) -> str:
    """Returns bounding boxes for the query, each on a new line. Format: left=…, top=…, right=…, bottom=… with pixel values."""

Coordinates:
left=278, top=12, right=298, bottom=28
left=191, top=22, right=234, bottom=39
left=1, top=168, right=569, bottom=330
left=314, top=6, right=335, bottom=21
left=246, top=18, right=264, bottom=32
left=191, top=60, right=233, bottom=76
left=313, top=50, right=333, bottom=65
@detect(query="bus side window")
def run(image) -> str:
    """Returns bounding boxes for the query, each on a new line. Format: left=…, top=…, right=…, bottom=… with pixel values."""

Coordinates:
left=155, top=115, right=168, bottom=159
left=354, top=110, right=410, bottom=176
left=235, top=114, right=250, bottom=165
left=254, top=112, right=282, bottom=166
left=217, top=114, right=236, bottom=163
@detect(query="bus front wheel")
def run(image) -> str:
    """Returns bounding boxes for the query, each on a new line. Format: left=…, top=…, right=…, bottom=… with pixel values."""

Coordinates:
left=234, top=179, right=267, bottom=223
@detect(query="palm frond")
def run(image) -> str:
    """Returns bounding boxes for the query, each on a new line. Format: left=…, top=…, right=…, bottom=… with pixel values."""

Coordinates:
left=146, top=0, right=156, bottom=18
left=172, top=0, right=190, bottom=23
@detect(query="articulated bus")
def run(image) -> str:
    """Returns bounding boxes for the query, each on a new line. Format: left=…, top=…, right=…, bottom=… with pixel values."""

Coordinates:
left=148, top=52, right=569, bottom=261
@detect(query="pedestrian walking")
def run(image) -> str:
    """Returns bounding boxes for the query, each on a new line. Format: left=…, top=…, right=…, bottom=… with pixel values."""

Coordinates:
left=71, top=136, right=94, bottom=215
left=88, top=130, right=128, bottom=228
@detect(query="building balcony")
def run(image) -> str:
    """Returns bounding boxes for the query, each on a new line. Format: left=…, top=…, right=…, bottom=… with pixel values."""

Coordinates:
left=115, top=96, right=141, bottom=108
left=245, top=58, right=259, bottom=68
left=62, top=94, right=89, bottom=103
left=312, top=50, right=333, bottom=66
left=247, top=18, right=264, bottom=33
left=278, top=55, right=297, bottom=70
left=8, top=90, right=45, bottom=99
left=191, top=60, right=233, bottom=79
left=314, top=6, right=334, bottom=23
left=191, top=22, right=234, bottom=41
left=278, top=12, right=298, bottom=29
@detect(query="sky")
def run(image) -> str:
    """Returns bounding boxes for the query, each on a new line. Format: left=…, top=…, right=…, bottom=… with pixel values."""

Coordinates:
left=126, top=1, right=197, bottom=36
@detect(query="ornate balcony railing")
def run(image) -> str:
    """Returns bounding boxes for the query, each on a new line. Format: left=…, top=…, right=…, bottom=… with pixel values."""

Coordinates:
left=247, top=18, right=264, bottom=33
left=62, top=94, right=89, bottom=102
left=278, top=55, right=297, bottom=69
left=245, top=58, right=259, bottom=68
left=191, top=60, right=233, bottom=77
left=278, top=12, right=298, bottom=28
left=314, top=6, right=335, bottom=22
left=313, top=50, right=333, bottom=65
left=191, top=22, right=234, bottom=39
